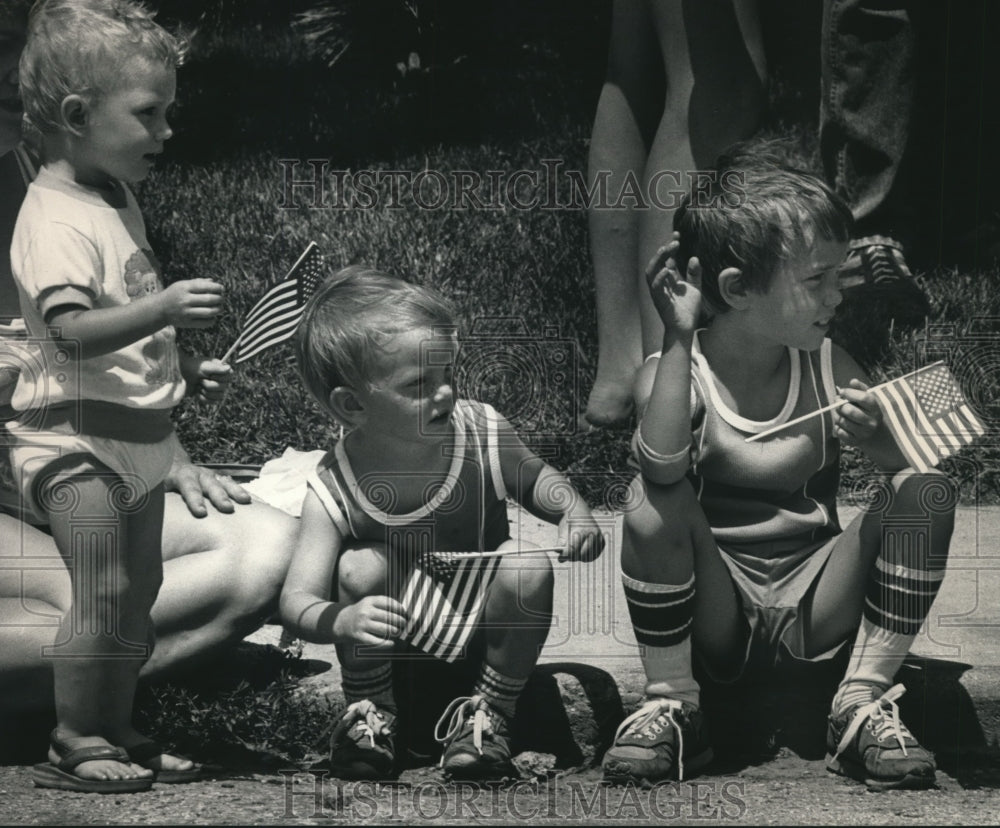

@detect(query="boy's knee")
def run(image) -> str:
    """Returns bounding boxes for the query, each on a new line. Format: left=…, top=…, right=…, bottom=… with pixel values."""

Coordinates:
left=887, top=469, right=958, bottom=519
left=495, top=549, right=553, bottom=596
left=623, top=477, right=697, bottom=551
left=486, top=548, right=554, bottom=622
left=337, top=543, right=389, bottom=602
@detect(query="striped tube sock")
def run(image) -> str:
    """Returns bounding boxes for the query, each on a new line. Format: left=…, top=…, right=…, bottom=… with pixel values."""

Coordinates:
left=836, top=556, right=946, bottom=715
left=473, top=663, right=527, bottom=721
left=341, top=662, right=396, bottom=712
left=622, top=572, right=700, bottom=708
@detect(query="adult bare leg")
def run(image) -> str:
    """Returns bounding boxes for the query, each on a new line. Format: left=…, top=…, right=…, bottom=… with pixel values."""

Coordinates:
left=638, top=0, right=767, bottom=356
left=583, top=0, right=663, bottom=427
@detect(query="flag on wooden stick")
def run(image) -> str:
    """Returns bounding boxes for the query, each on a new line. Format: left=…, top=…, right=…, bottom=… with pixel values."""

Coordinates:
left=872, top=361, right=987, bottom=473
left=385, top=534, right=503, bottom=663
left=222, top=242, right=325, bottom=364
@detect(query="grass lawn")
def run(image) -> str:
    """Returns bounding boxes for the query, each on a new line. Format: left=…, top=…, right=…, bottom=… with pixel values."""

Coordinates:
left=142, top=5, right=1000, bottom=506
left=117, top=0, right=1000, bottom=765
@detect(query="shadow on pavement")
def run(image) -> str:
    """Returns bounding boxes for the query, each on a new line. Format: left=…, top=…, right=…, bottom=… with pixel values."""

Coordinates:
left=391, top=650, right=621, bottom=770
left=10, top=638, right=994, bottom=792
left=693, top=652, right=1000, bottom=787
left=895, top=657, right=1000, bottom=790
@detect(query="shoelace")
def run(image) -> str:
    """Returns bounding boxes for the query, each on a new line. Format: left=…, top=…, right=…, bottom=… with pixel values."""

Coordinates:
left=833, top=683, right=910, bottom=760
left=434, top=695, right=495, bottom=764
left=613, top=698, right=688, bottom=781
left=338, top=699, right=390, bottom=750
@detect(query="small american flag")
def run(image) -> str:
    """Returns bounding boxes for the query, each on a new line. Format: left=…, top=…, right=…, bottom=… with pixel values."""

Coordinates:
left=872, top=361, right=987, bottom=473
left=390, top=545, right=502, bottom=663
left=224, top=242, right=325, bottom=364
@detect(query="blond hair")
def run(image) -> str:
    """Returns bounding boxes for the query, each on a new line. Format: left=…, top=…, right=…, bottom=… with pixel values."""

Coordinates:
left=295, top=266, right=456, bottom=421
left=19, top=0, right=187, bottom=134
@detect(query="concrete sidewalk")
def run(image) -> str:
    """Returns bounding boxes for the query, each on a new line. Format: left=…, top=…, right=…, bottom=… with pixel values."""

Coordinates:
left=258, top=500, right=1000, bottom=783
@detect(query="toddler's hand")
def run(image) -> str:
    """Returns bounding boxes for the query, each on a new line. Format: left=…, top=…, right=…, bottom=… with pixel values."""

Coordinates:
left=834, top=378, right=882, bottom=445
left=159, top=279, right=224, bottom=328
left=557, top=509, right=605, bottom=563
left=183, top=356, right=232, bottom=403
left=165, top=459, right=251, bottom=517
left=332, top=596, right=408, bottom=648
left=644, top=236, right=703, bottom=335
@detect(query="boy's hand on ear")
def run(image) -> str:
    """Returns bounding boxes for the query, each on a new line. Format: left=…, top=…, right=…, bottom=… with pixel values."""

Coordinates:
left=834, top=379, right=882, bottom=445
left=645, top=238, right=703, bottom=335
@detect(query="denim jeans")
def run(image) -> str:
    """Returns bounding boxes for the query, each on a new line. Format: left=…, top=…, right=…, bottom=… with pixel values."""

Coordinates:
left=819, top=1, right=1000, bottom=262
left=819, top=0, right=917, bottom=240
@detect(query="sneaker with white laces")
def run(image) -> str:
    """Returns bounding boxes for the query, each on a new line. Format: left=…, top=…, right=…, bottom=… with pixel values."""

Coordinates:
left=826, top=683, right=936, bottom=791
left=837, top=235, right=930, bottom=327
left=434, top=695, right=514, bottom=781
left=601, top=697, right=713, bottom=784
left=329, top=699, right=397, bottom=780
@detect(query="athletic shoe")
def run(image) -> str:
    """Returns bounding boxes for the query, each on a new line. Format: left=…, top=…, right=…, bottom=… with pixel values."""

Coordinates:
left=434, top=695, right=514, bottom=780
left=837, top=236, right=930, bottom=327
left=601, top=697, right=713, bottom=784
left=329, top=699, right=396, bottom=780
left=826, top=683, right=936, bottom=790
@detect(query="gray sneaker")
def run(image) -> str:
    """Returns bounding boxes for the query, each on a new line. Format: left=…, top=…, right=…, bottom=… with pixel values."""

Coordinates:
left=602, top=697, right=713, bottom=784
left=329, top=700, right=397, bottom=780
left=826, top=684, right=936, bottom=791
left=434, top=695, right=514, bottom=781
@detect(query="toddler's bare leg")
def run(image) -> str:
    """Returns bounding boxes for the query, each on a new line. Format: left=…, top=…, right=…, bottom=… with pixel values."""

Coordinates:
left=335, top=544, right=396, bottom=709
left=480, top=542, right=554, bottom=681
left=92, top=483, right=196, bottom=775
left=44, top=470, right=155, bottom=782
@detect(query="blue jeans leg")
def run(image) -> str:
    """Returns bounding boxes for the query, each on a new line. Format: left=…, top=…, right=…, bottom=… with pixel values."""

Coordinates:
left=819, top=0, right=916, bottom=238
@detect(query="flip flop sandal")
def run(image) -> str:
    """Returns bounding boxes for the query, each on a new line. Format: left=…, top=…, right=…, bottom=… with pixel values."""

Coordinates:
left=125, top=741, right=202, bottom=783
left=32, top=738, right=153, bottom=794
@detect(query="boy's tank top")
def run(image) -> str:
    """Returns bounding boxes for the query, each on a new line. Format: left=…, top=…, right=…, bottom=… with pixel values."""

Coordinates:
left=689, top=332, right=841, bottom=557
left=308, top=399, right=511, bottom=555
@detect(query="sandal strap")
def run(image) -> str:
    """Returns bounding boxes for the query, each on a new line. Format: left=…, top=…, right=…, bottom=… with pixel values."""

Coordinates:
left=54, top=743, right=131, bottom=772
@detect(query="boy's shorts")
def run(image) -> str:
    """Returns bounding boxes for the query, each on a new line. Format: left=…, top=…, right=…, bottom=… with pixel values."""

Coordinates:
left=4, top=426, right=175, bottom=523
left=701, top=532, right=849, bottom=683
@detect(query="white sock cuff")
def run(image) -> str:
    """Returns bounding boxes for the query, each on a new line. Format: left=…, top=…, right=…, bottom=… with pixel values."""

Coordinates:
left=621, top=571, right=695, bottom=594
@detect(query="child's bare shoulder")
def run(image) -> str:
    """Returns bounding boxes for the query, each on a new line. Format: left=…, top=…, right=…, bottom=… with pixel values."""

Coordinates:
left=829, top=341, right=871, bottom=386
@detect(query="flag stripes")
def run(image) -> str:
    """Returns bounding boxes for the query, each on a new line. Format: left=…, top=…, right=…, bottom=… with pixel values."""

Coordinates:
left=226, top=242, right=325, bottom=364
left=392, top=546, right=502, bottom=663
left=871, top=362, right=986, bottom=473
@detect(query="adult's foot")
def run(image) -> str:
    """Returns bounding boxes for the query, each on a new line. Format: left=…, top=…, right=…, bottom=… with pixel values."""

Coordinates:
left=581, top=380, right=636, bottom=429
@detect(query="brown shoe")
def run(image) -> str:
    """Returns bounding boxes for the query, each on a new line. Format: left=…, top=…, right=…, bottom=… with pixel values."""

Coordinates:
left=826, top=684, right=935, bottom=791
